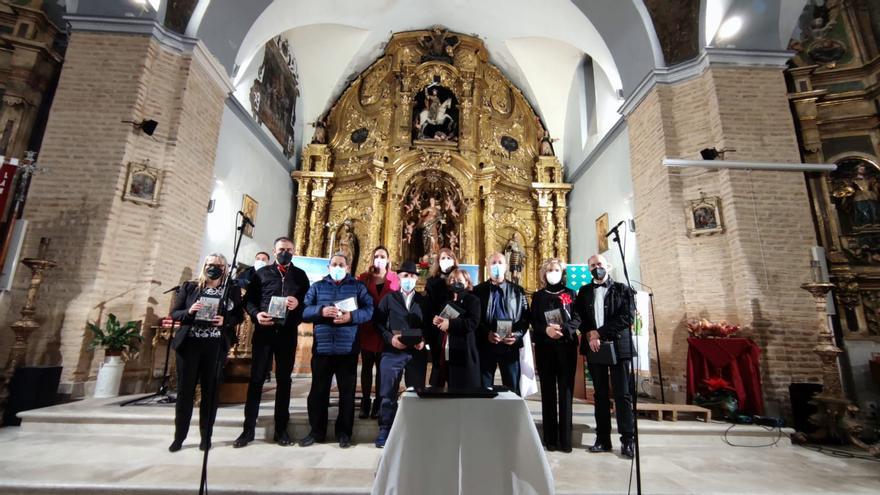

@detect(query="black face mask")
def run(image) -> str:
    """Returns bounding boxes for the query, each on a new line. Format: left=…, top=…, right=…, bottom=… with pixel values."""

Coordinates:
left=591, top=267, right=607, bottom=281
left=450, top=282, right=466, bottom=294
left=276, top=251, right=293, bottom=266
left=206, top=266, right=224, bottom=280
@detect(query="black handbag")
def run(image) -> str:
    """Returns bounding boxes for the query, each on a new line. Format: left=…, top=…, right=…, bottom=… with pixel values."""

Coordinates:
left=586, top=341, right=618, bottom=366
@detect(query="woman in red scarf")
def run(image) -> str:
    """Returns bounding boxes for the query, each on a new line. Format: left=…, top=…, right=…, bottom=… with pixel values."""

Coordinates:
left=357, top=246, right=400, bottom=418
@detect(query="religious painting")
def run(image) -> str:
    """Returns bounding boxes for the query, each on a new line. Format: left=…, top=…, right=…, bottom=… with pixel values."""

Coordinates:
left=412, top=83, right=458, bottom=142
left=250, top=36, right=299, bottom=158
left=241, top=194, right=258, bottom=238
left=400, top=170, right=462, bottom=265
left=122, top=161, right=162, bottom=207
left=788, top=0, right=853, bottom=67
left=596, top=213, right=609, bottom=253
left=830, top=157, right=880, bottom=264
left=686, top=195, right=723, bottom=237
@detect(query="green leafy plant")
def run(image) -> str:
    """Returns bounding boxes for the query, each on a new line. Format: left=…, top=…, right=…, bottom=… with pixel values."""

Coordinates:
left=87, top=313, right=143, bottom=358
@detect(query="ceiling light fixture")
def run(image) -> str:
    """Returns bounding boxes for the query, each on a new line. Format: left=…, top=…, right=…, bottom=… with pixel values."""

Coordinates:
left=716, top=16, right=743, bottom=40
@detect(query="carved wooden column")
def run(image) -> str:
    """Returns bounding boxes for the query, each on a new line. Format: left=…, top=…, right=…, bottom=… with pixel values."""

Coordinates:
left=535, top=190, right=555, bottom=263
left=554, top=191, right=569, bottom=261
left=367, top=164, right=388, bottom=253
left=482, top=190, right=497, bottom=257
left=460, top=197, right=476, bottom=263
left=306, top=177, right=333, bottom=257
left=292, top=177, right=311, bottom=256
left=387, top=191, right=404, bottom=263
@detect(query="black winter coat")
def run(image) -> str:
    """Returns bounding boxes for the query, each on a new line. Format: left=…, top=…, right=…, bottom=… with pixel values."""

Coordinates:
left=573, top=277, right=635, bottom=358
left=530, top=285, right=581, bottom=347
left=169, top=281, right=244, bottom=352
left=245, top=262, right=310, bottom=334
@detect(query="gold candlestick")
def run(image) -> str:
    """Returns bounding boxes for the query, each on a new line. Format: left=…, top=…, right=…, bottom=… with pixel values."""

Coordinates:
left=793, top=282, right=879, bottom=456
left=0, top=256, right=57, bottom=423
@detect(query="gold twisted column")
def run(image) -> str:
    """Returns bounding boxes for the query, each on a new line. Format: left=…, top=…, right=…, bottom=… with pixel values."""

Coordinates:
left=554, top=192, right=569, bottom=262
left=0, top=255, right=57, bottom=423
left=534, top=190, right=555, bottom=263
left=307, top=178, right=333, bottom=257
left=368, top=185, right=386, bottom=251
left=292, top=178, right=311, bottom=256
left=387, top=192, right=403, bottom=263
left=482, top=191, right=496, bottom=259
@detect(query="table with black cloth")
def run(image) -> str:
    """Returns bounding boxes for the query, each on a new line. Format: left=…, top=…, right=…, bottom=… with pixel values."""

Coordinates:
left=686, top=337, right=764, bottom=415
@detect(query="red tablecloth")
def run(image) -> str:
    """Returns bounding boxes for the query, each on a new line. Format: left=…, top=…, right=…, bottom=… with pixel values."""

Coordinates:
left=686, top=337, right=764, bottom=415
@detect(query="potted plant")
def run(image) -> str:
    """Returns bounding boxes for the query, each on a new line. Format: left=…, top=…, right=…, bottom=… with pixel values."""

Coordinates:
left=87, top=313, right=143, bottom=398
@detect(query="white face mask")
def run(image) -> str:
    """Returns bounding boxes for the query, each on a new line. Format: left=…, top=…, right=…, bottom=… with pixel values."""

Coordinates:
left=546, top=270, right=563, bottom=285
left=490, top=263, right=507, bottom=280
left=439, top=258, right=455, bottom=272
left=253, top=260, right=268, bottom=271
left=373, top=258, right=388, bottom=270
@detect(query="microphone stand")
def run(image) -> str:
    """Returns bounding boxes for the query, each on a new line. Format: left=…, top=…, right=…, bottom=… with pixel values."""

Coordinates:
left=630, top=280, right=666, bottom=404
left=199, top=212, right=247, bottom=495
left=608, top=225, right=642, bottom=495
left=120, top=286, right=182, bottom=407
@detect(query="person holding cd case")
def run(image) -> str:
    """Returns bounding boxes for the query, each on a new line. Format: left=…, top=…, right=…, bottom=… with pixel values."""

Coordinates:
left=169, top=253, right=243, bottom=452
left=373, top=261, right=428, bottom=448
left=234, top=237, right=310, bottom=448
left=431, top=268, right=481, bottom=388
left=574, top=253, right=636, bottom=458
left=530, top=258, right=581, bottom=453
left=474, top=252, right=530, bottom=394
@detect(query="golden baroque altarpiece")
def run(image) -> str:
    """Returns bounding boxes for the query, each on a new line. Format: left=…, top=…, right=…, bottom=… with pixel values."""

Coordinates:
left=291, top=27, right=571, bottom=291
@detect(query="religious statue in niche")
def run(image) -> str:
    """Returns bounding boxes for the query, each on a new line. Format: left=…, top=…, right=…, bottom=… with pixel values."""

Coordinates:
left=832, top=159, right=880, bottom=231
left=335, top=220, right=359, bottom=274
left=504, top=232, right=526, bottom=285
left=418, top=25, right=459, bottom=63
left=400, top=171, right=462, bottom=264
left=250, top=36, right=299, bottom=158
left=788, top=0, right=850, bottom=66
left=310, top=115, right=328, bottom=144
left=412, top=83, right=458, bottom=142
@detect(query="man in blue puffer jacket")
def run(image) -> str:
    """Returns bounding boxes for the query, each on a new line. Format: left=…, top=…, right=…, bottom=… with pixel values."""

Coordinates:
left=300, top=253, right=374, bottom=448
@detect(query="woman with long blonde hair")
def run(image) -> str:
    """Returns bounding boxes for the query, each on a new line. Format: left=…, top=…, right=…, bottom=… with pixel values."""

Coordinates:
left=168, top=253, right=243, bottom=452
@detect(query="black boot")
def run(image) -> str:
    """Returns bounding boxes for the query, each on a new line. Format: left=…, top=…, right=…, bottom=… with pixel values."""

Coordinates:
left=359, top=397, right=371, bottom=419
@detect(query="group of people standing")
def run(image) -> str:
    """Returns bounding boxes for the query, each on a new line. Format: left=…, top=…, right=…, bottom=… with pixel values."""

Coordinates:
left=168, top=236, right=636, bottom=458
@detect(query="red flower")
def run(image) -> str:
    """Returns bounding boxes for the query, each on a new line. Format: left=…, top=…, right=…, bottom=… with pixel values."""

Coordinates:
left=559, top=293, right=573, bottom=305
left=703, top=377, right=734, bottom=392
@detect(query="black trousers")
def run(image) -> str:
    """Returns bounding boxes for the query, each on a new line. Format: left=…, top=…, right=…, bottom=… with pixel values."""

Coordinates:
left=589, top=358, right=634, bottom=445
left=307, top=353, right=358, bottom=440
left=535, top=344, right=577, bottom=449
left=243, top=329, right=297, bottom=431
left=360, top=350, right=382, bottom=401
left=174, top=337, right=223, bottom=442
left=479, top=350, right=520, bottom=394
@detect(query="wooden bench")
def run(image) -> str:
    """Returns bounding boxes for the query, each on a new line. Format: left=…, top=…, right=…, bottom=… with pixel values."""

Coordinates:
left=634, top=403, right=711, bottom=422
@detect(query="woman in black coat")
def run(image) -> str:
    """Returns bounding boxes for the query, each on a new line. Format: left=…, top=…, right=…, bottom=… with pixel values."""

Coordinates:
left=530, top=258, right=581, bottom=452
left=431, top=268, right=481, bottom=388
left=168, top=253, right=243, bottom=452
left=425, top=248, right=459, bottom=386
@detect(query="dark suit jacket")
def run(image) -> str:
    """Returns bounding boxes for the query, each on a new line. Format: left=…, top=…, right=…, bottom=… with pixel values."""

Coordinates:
left=473, top=281, right=530, bottom=355
left=169, top=281, right=244, bottom=351
left=375, top=290, right=429, bottom=354
left=573, top=277, right=635, bottom=358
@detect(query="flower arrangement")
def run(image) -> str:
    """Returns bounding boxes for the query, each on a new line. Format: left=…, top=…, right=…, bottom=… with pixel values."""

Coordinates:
left=694, top=377, right=739, bottom=419
left=558, top=293, right=573, bottom=306
left=417, top=260, right=431, bottom=278
left=686, top=318, right=740, bottom=338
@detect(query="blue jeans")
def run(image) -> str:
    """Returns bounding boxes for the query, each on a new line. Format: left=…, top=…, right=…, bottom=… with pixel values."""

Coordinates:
left=377, top=350, right=428, bottom=439
left=479, top=351, right=520, bottom=395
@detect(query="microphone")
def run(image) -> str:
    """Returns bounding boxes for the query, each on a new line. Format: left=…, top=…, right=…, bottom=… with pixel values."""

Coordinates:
left=605, top=220, right=626, bottom=238
left=163, top=285, right=181, bottom=294
left=239, top=212, right=255, bottom=227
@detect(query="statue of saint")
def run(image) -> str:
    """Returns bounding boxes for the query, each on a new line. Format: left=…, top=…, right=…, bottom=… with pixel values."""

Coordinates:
left=337, top=221, right=359, bottom=273
left=504, top=232, right=526, bottom=285
left=310, top=116, right=328, bottom=144
left=834, top=164, right=880, bottom=229
left=418, top=197, right=443, bottom=256
left=539, top=130, right=557, bottom=157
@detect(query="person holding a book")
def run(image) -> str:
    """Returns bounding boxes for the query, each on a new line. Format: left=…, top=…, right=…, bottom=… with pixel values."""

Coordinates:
left=234, top=237, right=310, bottom=448
left=373, top=260, right=429, bottom=448
left=168, top=253, right=243, bottom=452
left=530, top=258, right=581, bottom=453
left=474, top=252, right=530, bottom=394
left=574, top=253, right=636, bottom=458
left=301, top=252, right=374, bottom=448
left=431, top=268, right=481, bottom=388
left=425, top=247, right=458, bottom=386
left=356, top=246, right=399, bottom=419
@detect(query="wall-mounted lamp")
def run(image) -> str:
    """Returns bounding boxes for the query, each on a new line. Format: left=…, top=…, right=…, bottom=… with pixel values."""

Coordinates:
left=122, top=119, right=158, bottom=136
left=700, top=147, right=736, bottom=160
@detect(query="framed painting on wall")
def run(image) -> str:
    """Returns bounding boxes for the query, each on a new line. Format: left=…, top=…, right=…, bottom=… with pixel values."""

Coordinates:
left=242, top=194, right=258, bottom=238
left=596, top=212, right=609, bottom=253
left=687, top=195, right=723, bottom=236
left=122, top=161, right=162, bottom=207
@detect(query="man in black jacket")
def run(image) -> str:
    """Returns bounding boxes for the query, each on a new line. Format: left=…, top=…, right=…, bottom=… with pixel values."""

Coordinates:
left=574, top=253, right=636, bottom=458
left=373, top=261, right=429, bottom=448
left=233, top=237, right=310, bottom=448
left=474, top=252, right=530, bottom=394
left=234, top=251, right=270, bottom=289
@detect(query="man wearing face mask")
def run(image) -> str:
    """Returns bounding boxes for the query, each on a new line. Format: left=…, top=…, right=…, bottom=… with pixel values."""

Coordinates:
left=574, top=254, right=636, bottom=459
left=473, top=252, right=530, bottom=394
left=301, top=253, right=374, bottom=448
left=235, top=251, right=271, bottom=289
left=234, top=237, right=310, bottom=448
left=373, top=261, right=428, bottom=448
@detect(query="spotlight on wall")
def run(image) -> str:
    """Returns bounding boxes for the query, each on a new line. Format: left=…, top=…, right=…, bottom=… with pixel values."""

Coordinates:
left=700, top=147, right=737, bottom=160
left=122, top=119, right=158, bottom=136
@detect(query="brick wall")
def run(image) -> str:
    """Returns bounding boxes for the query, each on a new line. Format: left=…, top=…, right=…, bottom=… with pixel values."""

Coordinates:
left=628, top=66, right=822, bottom=414
left=0, top=31, right=227, bottom=395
